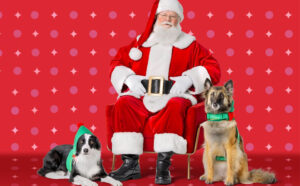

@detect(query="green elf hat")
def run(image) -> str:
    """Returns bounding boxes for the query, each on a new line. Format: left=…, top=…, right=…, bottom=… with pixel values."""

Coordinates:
left=66, top=123, right=94, bottom=172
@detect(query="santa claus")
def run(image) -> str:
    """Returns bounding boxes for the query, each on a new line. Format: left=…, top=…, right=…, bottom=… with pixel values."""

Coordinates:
left=108, top=0, right=220, bottom=184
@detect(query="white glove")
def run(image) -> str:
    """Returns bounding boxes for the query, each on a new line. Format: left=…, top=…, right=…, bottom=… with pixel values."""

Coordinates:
left=124, top=75, right=146, bottom=96
left=170, top=76, right=193, bottom=94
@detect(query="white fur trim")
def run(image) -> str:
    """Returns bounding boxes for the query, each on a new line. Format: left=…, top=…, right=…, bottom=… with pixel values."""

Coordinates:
left=111, top=66, right=135, bottom=94
left=182, top=66, right=211, bottom=94
left=146, top=43, right=172, bottom=80
left=140, top=32, right=195, bottom=49
left=173, top=32, right=195, bottom=49
left=143, top=94, right=197, bottom=113
left=111, top=132, right=143, bottom=155
left=154, top=133, right=187, bottom=154
left=156, top=0, right=184, bottom=22
left=129, top=47, right=142, bottom=61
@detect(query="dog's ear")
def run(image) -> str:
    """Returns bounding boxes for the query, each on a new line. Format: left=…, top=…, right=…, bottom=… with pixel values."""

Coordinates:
left=224, top=80, right=233, bottom=95
left=204, top=78, right=212, bottom=90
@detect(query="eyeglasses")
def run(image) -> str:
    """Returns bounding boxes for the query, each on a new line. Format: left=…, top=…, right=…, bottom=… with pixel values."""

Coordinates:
left=158, top=13, right=178, bottom=21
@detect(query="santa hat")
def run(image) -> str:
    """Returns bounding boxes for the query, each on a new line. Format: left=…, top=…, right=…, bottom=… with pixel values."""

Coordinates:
left=129, top=0, right=184, bottom=61
left=66, top=123, right=94, bottom=172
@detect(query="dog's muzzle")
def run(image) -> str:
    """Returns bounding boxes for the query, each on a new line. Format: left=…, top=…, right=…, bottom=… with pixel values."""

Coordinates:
left=142, top=76, right=173, bottom=96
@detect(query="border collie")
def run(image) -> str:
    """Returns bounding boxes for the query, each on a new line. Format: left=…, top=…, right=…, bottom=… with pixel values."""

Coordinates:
left=38, top=134, right=122, bottom=186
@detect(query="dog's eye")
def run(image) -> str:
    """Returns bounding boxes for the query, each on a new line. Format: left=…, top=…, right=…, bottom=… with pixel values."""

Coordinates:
left=80, top=140, right=84, bottom=144
left=219, top=93, right=224, bottom=99
left=90, top=141, right=94, bottom=145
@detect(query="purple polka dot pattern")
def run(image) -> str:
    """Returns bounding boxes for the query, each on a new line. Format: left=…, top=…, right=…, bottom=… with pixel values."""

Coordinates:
left=187, top=11, right=195, bottom=19
left=246, top=30, right=254, bottom=38
left=285, top=67, right=293, bottom=76
left=265, top=48, right=274, bottom=56
left=50, top=30, right=59, bottom=38
left=109, top=11, right=117, bottom=19
left=285, top=143, right=293, bottom=151
left=11, top=143, right=19, bottom=151
left=11, top=106, right=20, bottom=115
left=265, top=124, right=274, bottom=132
left=128, top=30, right=137, bottom=38
left=69, top=48, right=78, bottom=56
left=13, top=67, right=22, bottom=75
left=206, top=30, right=215, bottom=38
left=285, top=30, right=293, bottom=38
left=50, top=143, right=57, bottom=149
left=246, top=105, right=254, bottom=113
left=89, top=67, right=98, bottom=76
left=226, top=48, right=234, bottom=56
left=30, top=11, right=39, bottom=19
left=30, top=127, right=39, bottom=136
left=70, top=86, right=78, bottom=95
left=265, top=86, right=273, bottom=95
left=89, top=30, right=98, bottom=38
left=69, top=124, right=77, bottom=132
left=30, top=89, right=39, bottom=97
left=50, top=105, right=58, bottom=113
left=109, top=48, right=117, bottom=57
left=50, top=67, right=58, bottom=76
left=245, top=67, right=254, bottom=76
left=265, top=11, right=274, bottom=19
left=13, top=29, right=22, bottom=38
left=109, top=86, right=116, bottom=95
left=89, top=105, right=98, bottom=114
left=31, top=48, right=40, bottom=57
left=285, top=105, right=293, bottom=113
left=246, top=143, right=254, bottom=151
left=69, top=11, right=78, bottom=19
left=226, top=11, right=234, bottom=19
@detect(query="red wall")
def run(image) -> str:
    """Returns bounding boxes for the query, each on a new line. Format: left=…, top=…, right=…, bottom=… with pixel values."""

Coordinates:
left=0, top=0, right=298, bottom=155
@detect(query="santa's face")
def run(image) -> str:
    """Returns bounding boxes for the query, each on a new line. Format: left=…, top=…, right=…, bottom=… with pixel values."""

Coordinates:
left=156, top=11, right=179, bottom=28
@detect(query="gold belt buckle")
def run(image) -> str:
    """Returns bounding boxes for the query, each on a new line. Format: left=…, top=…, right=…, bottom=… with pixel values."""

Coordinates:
left=148, top=76, right=164, bottom=96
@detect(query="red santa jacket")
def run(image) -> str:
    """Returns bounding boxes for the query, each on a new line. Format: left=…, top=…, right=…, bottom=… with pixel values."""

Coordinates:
left=110, top=32, right=221, bottom=111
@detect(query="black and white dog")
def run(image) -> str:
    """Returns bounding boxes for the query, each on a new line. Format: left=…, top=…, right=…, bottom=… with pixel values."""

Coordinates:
left=38, top=133, right=122, bottom=186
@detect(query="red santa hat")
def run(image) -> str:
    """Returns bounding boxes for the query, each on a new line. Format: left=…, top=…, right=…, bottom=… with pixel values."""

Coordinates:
left=129, top=0, right=184, bottom=61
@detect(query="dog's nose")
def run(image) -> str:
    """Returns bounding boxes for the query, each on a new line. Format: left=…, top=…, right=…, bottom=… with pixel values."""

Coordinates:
left=83, top=148, right=89, bottom=153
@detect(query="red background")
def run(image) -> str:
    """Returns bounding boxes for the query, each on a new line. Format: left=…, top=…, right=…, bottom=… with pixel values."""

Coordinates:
left=0, top=0, right=299, bottom=155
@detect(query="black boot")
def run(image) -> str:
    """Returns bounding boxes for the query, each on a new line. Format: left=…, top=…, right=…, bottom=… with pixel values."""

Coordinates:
left=109, top=154, right=141, bottom=181
left=155, top=152, right=173, bottom=185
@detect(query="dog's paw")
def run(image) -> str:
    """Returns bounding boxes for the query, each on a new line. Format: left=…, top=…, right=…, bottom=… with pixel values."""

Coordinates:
left=224, top=180, right=234, bottom=186
left=112, top=180, right=123, bottom=186
left=199, top=174, right=206, bottom=181
left=205, top=178, right=214, bottom=184
left=90, top=181, right=98, bottom=186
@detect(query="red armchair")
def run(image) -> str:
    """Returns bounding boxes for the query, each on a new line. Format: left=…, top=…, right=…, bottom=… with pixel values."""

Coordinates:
left=106, top=102, right=207, bottom=179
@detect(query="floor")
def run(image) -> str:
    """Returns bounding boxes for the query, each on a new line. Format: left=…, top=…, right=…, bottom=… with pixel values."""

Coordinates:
left=3, top=151, right=299, bottom=186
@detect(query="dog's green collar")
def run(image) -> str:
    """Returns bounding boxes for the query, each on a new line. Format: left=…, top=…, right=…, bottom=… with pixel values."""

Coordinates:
left=206, top=101, right=235, bottom=121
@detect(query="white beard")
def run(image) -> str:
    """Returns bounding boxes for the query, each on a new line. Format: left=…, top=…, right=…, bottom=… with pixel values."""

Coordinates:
left=151, top=21, right=182, bottom=45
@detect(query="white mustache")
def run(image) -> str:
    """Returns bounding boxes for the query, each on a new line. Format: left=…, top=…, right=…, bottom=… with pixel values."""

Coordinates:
left=162, top=21, right=174, bottom=26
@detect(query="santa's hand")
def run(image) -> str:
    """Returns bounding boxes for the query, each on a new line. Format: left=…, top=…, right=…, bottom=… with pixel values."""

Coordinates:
left=170, top=76, right=193, bottom=94
left=124, top=75, right=146, bottom=96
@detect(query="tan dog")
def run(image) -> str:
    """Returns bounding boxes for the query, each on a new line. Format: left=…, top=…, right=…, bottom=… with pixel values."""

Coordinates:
left=200, top=79, right=277, bottom=185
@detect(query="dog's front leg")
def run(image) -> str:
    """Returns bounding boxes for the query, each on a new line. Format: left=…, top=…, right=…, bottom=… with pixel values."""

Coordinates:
left=225, top=144, right=235, bottom=186
left=205, top=144, right=214, bottom=184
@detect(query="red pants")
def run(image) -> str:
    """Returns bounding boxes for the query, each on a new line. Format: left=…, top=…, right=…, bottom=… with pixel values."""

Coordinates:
left=111, top=96, right=191, bottom=155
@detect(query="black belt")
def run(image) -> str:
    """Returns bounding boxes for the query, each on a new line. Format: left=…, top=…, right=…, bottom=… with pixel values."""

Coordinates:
left=141, top=77, right=173, bottom=95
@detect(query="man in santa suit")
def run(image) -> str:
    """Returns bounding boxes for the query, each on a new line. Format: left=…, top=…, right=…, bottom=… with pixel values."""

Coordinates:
left=109, top=0, right=220, bottom=184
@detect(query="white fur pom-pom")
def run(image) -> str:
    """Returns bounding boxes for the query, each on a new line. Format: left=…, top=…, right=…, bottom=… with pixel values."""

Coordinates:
left=129, top=47, right=142, bottom=61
